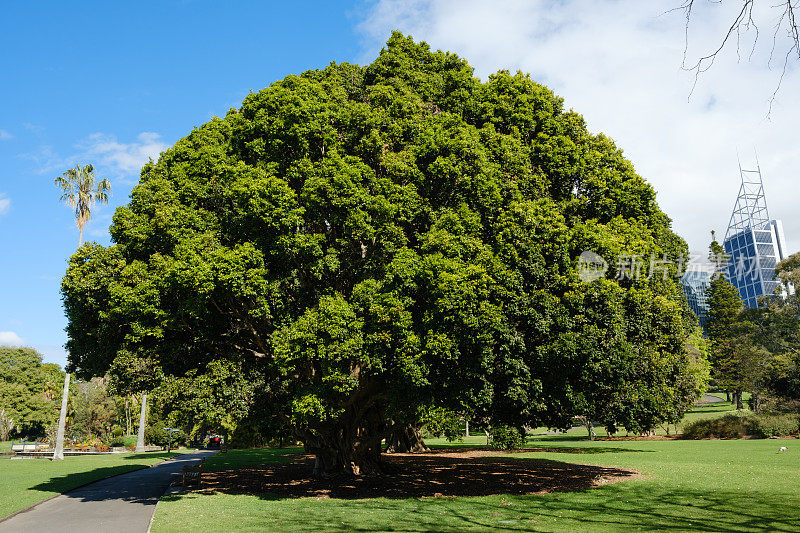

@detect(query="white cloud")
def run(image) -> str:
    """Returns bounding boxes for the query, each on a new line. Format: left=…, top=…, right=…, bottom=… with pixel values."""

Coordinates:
left=0, top=194, right=10, bottom=216
left=78, top=132, right=169, bottom=177
left=22, top=122, right=44, bottom=134
left=357, top=0, right=800, bottom=255
left=20, top=145, right=71, bottom=175
left=0, top=129, right=12, bottom=140
left=0, top=331, right=25, bottom=345
left=22, top=132, right=170, bottom=183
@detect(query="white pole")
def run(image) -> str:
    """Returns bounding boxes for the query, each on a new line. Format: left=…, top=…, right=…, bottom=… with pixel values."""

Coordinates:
left=135, top=393, right=147, bottom=453
left=52, top=373, right=70, bottom=461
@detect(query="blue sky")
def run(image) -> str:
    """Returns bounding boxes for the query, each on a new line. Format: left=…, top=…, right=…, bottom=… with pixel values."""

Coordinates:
left=0, top=1, right=367, bottom=365
left=2, top=1, right=798, bottom=367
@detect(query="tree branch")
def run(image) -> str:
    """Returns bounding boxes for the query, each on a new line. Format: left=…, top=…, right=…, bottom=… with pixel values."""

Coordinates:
left=673, top=0, right=799, bottom=113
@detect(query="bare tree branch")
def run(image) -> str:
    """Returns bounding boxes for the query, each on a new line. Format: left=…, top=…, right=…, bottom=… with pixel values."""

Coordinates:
left=672, top=0, right=799, bottom=114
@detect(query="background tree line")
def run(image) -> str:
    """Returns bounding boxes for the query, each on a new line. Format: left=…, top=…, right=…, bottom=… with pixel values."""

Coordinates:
left=0, top=346, right=186, bottom=447
left=705, top=243, right=800, bottom=413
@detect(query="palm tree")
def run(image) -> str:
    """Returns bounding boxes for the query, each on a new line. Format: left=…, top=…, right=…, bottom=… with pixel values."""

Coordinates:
left=54, top=164, right=111, bottom=245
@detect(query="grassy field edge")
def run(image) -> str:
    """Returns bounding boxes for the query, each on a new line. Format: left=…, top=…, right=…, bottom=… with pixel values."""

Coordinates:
left=0, top=450, right=190, bottom=519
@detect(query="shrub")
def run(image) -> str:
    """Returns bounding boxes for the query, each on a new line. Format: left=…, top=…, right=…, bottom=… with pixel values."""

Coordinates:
left=121, top=434, right=138, bottom=447
left=682, top=414, right=757, bottom=439
left=145, top=422, right=187, bottom=447
left=145, top=422, right=167, bottom=446
left=111, top=436, right=125, bottom=447
left=489, top=425, right=525, bottom=450
left=682, top=413, right=800, bottom=439
left=752, top=414, right=800, bottom=437
left=755, top=397, right=800, bottom=415
left=111, top=426, right=124, bottom=438
left=423, top=408, right=463, bottom=442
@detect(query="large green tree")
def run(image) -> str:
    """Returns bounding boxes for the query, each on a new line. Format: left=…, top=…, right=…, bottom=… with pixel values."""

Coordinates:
left=775, top=252, right=800, bottom=313
left=70, top=378, right=118, bottom=441
left=62, top=33, right=701, bottom=475
left=705, top=275, right=743, bottom=339
left=704, top=274, right=746, bottom=407
left=0, top=346, right=64, bottom=438
left=734, top=252, right=800, bottom=411
left=703, top=251, right=800, bottom=412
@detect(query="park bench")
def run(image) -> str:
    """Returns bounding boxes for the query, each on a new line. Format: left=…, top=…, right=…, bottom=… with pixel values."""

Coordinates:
left=10, top=441, right=48, bottom=452
left=182, top=464, right=203, bottom=487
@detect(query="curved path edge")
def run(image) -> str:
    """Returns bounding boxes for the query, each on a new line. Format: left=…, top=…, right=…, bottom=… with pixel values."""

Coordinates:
left=0, top=457, right=169, bottom=524
left=0, top=449, right=216, bottom=533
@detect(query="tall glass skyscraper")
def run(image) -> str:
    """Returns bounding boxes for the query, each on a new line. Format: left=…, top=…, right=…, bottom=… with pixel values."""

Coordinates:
left=722, top=164, right=789, bottom=308
left=682, top=265, right=716, bottom=328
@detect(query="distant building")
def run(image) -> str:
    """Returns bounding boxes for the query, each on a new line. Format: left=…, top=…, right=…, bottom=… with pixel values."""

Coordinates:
left=682, top=265, right=716, bottom=328
left=722, top=163, right=789, bottom=308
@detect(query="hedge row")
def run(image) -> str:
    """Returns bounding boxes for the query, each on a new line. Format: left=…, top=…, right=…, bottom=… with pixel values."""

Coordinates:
left=682, top=413, right=799, bottom=439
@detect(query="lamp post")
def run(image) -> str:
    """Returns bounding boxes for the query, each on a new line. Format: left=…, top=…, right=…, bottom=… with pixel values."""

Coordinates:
left=163, top=427, right=180, bottom=453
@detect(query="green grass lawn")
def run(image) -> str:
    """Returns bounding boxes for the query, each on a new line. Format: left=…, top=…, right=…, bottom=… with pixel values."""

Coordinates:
left=152, top=439, right=799, bottom=532
left=198, top=447, right=301, bottom=471
left=152, top=402, right=800, bottom=533
left=707, top=391, right=752, bottom=403
left=511, top=398, right=745, bottom=441
left=0, top=451, right=185, bottom=518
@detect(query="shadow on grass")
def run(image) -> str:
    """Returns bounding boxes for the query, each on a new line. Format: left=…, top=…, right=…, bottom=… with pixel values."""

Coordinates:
left=691, top=402, right=738, bottom=415
left=122, top=451, right=183, bottom=461
left=26, top=451, right=210, bottom=506
left=417, top=485, right=800, bottom=532
left=154, top=448, right=800, bottom=532
left=27, top=465, right=153, bottom=500
left=190, top=453, right=637, bottom=499
left=428, top=443, right=652, bottom=454
left=162, top=483, right=800, bottom=532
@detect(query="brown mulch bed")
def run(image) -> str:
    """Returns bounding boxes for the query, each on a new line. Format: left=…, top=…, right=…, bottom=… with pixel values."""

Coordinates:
left=191, top=449, right=639, bottom=499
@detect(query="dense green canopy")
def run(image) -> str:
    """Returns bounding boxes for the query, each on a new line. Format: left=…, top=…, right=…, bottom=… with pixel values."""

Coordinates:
left=705, top=252, right=800, bottom=411
left=62, top=33, right=702, bottom=474
left=0, top=346, right=64, bottom=439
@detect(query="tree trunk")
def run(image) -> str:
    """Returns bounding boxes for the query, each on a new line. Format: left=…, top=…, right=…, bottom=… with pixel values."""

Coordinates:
left=135, top=393, right=147, bottom=452
left=465, top=419, right=469, bottom=438
left=484, top=428, right=490, bottom=446
left=735, top=390, right=744, bottom=410
left=583, top=418, right=596, bottom=441
left=386, top=422, right=429, bottom=453
left=726, top=390, right=731, bottom=402
left=300, top=394, right=386, bottom=478
left=125, top=397, right=132, bottom=436
left=53, top=373, right=70, bottom=461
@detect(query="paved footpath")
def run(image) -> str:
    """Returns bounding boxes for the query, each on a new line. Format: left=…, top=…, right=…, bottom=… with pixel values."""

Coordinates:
left=0, top=449, right=216, bottom=533
left=698, top=393, right=726, bottom=404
